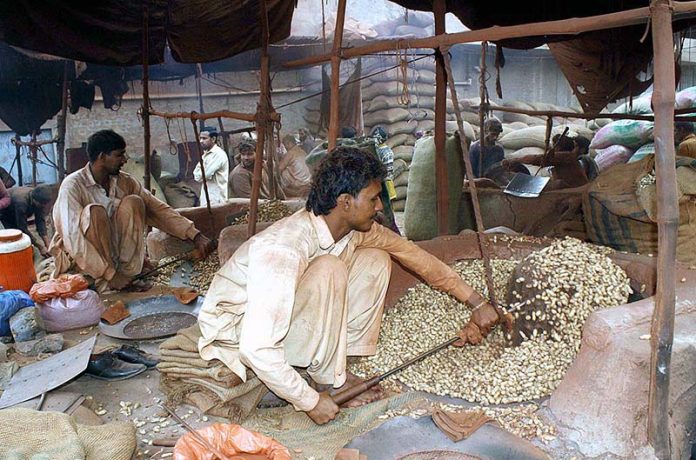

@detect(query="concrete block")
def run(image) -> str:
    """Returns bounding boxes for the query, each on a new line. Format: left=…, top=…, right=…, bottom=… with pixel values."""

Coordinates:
left=15, top=333, right=64, bottom=356
left=9, top=307, right=45, bottom=342
left=548, top=270, right=696, bottom=459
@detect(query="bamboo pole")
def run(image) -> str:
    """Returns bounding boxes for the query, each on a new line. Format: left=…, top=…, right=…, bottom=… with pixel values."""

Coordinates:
left=141, top=0, right=151, bottom=192
left=442, top=50, right=498, bottom=308
left=648, top=1, right=679, bottom=458
left=477, top=42, right=487, bottom=178
left=248, top=0, right=273, bottom=237
left=195, top=64, right=205, bottom=131
left=148, top=108, right=278, bottom=123
left=190, top=120, right=214, bottom=226
left=487, top=103, right=696, bottom=122
left=14, top=135, right=22, bottom=186
left=31, top=131, right=37, bottom=186
left=327, top=0, right=347, bottom=151
left=217, top=117, right=230, bottom=157
left=284, top=2, right=696, bottom=69
left=55, top=60, right=69, bottom=181
left=434, top=0, right=448, bottom=234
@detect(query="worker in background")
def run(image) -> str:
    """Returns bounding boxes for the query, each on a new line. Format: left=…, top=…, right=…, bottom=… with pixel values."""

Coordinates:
left=675, top=122, right=696, bottom=159
left=0, top=178, right=9, bottom=229
left=469, top=118, right=505, bottom=178
left=1, top=185, right=55, bottom=257
left=194, top=127, right=229, bottom=207
left=198, top=146, right=509, bottom=425
left=278, top=134, right=312, bottom=198
left=229, top=139, right=271, bottom=199
left=50, top=130, right=215, bottom=292
left=298, top=128, right=317, bottom=154
left=504, top=134, right=589, bottom=190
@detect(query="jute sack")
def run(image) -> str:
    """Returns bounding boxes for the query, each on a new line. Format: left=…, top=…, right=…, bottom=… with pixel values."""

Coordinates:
left=404, top=133, right=464, bottom=240
left=363, top=107, right=411, bottom=125
left=392, top=199, right=405, bottom=212
left=395, top=185, right=408, bottom=200
left=0, top=408, right=136, bottom=460
left=393, top=159, right=409, bottom=179
left=362, top=81, right=436, bottom=100
left=583, top=156, right=696, bottom=264
left=594, top=145, right=634, bottom=172
left=589, top=119, right=654, bottom=149
left=498, top=126, right=549, bottom=150
left=506, top=146, right=545, bottom=160
left=365, top=95, right=394, bottom=113
left=612, top=95, right=653, bottom=115
left=386, top=133, right=411, bottom=148
left=389, top=119, right=419, bottom=135
left=394, top=170, right=409, bottom=187
left=393, top=145, right=414, bottom=162
left=446, top=121, right=476, bottom=141
left=417, top=119, right=435, bottom=132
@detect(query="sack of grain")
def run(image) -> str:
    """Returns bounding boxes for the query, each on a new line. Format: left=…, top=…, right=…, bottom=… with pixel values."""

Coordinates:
left=392, top=198, right=406, bottom=212
left=594, top=145, right=634, bottom=172
left=395, top=184, right=408, bottom=200
left=390, top=119, right=419, bottom=135
left=364, top=107, right=411, bottom=126
left=404, top=133, right=464, bottom=240
left=611, top=95, right=653, bottom=115
left=394, top=169, right=409, bottom=187
left=628, top=143, right=655, bottom=163
left=393, top=159, right=409, bottom=179
left=393, top=145, right=414, bottom=162
left=386, top=133, right=410, bottom=148
left=506, top=146, right=545, bottom=160
left=676, top=86, right=696, bottom=109
left=362, top=81, right=436, bottom=100
left=445, top=120, right=476, bottom=141
left=498, top=126, right=549, bottom=150
left=589, top=120, right=654, bottom=149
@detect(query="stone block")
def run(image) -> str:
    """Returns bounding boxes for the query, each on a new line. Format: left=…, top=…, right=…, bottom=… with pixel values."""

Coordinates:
left=548, top=269, right=696, bottom=459
left=14, top=333, right=64, bottom=356
left=9, top=307, right=45, bottom=342
left=0, top=342, right=7, bottom=362
left=0, top=361, right=17, bottom=390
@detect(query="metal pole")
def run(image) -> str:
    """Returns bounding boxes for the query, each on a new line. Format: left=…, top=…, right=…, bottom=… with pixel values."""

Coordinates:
left=647, top=1, right=679, bottom=458
left=327, top=0, right=347, bottom=151
left=434, top=0, right=448, bottom=235
left=141, top=0, right=152, bottom=192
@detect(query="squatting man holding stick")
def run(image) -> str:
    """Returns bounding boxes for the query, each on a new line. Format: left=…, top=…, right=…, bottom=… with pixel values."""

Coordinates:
left=198, top=146, right=507, bottom=424
left=50, top=130, right=215, bottom=292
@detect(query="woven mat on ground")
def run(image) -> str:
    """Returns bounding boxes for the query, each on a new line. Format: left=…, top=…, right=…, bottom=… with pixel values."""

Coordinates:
left=161, top=374, right=268, bottom=421
left=0, top=408, right=135, bottom=460
left=242, top=391, right=429, bottom=460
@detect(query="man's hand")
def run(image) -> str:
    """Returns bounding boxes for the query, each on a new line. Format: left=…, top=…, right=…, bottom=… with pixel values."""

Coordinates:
left=39, top=247, right=51, bottom=258
left=108, top=272, right=132, bottom=291
left=192, top=233, right=215, bottom=260
left=470, top=302, right=500, bottom=337
left=306, top=392, right=340, bottom=425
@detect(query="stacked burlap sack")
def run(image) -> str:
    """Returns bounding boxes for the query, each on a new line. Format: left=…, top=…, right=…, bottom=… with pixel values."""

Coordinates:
left=158, top=325, right=268, bottom=422
left=590, top=86, right=696, bottom=172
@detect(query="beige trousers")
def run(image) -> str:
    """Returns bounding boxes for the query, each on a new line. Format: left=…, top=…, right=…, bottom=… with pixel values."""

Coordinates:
left=283, top=248, right=392, bottom=387
left=82, top=195, right=147, bottom=280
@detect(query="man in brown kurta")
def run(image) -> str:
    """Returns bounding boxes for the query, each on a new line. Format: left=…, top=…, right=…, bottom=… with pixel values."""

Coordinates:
left=675, top=122, right=696, bottom=159
left=229, top=139, right=271, bottom=199
left=50, top=130, right=214, bottom=292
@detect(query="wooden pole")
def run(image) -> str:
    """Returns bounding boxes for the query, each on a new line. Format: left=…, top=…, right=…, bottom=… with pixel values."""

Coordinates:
left=327, top=0, right=347, bottom=151
left=55, top=60, right=69, bottom=181
left=148, top=108, right=277, bottom=123
left=442, top=50, right=498, bottom=308
left=248, top=0, right=272, bottom=237
left=648, top=1, right=679, bottom=458
left=191, top=120, right=214, bottom=224
left=434, top=0, right=448, bottom=235
left=15, top=135, right=22, bottom=186
left=195, top=64, right=205, bottom=131
left=30, top=131, right=37, bottom=186
left=477, top=42, right=487, bottom=178
left=284, top=1, right=696, bottom=69
left=217, top=117, right=230, bottom=157
left=141, top=0, right=151, bottom=192
left=487, top=103, right=696, bottom=122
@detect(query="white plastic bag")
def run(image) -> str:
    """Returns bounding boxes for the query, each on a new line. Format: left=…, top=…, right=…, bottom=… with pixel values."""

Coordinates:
left=38, top=289, right=105, bottom=332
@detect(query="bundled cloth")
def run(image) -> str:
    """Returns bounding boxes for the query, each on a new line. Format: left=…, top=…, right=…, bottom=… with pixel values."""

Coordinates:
left=158, top=325, right=268, bottom=422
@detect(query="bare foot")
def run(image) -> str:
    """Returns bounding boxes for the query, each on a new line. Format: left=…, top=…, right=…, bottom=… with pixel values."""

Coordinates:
left=141, top=258, right=156, bottom=273
left=124, top=279, right=154, bottom=292
left=330, top=372, right=385, bottom=408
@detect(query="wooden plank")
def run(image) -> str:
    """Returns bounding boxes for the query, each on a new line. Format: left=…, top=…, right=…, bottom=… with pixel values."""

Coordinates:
left=328, top=0, right=347, bottom=151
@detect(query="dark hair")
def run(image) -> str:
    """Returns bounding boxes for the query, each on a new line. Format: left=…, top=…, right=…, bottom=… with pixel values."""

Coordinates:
left=552, top=133, right=576, bottom=152
left=340, top=126, right=357, bottom=139
left=306, top=146, right=386, bottom=216
left=31, top=184, right=54, bottom=204
left=201, top=127, right=218, bottom=138
left=675, top=122, right=694, bottom=133
left=573, top=136, right=591, bottom=155
left=87, top=130, right=126, bottom=162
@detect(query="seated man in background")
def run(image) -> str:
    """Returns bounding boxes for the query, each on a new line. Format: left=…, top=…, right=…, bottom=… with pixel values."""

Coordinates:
left=194, top=127, right=229, bottom=207
left=469, top=118, right=505, bottom=178
left=675, top=122, right=696, bottom=159
left=50, top=129, right=214, bottom=292
left=229, top=139, right=271, bottom=199
left=278, top=134, right=312, bottom=198
left=1, top=184, right=55, bottom=257
left=198, top=146, right=508, bottom=425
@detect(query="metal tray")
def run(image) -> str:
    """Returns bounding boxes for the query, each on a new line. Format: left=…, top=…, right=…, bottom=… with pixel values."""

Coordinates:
left=99, top=294, right=203, bottom=340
